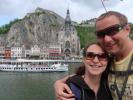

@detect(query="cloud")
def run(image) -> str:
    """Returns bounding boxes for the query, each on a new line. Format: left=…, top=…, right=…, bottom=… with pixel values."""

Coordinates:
left=0, top=0, right=133, bottom=26
left=70, top=0, right=120, bottom=10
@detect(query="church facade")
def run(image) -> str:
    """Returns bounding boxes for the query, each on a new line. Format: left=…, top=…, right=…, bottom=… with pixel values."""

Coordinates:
left=58, top=9, right=80, bottom=58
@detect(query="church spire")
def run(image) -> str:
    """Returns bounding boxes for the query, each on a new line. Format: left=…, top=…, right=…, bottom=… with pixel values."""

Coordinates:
left=65, top=9, right=71, bottom=24
left=65, top=9, right=72, bottom=36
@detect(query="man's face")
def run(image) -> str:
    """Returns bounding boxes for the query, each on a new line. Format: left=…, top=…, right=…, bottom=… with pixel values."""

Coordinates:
left=95, top=15, right=130, bottom=55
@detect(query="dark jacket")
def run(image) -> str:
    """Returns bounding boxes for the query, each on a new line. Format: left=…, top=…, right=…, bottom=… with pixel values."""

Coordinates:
left=66, top=75, right=113, bottom=100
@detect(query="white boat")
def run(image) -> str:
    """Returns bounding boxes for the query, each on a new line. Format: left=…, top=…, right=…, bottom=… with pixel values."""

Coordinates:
left=0, top=59, right=68, bottom=72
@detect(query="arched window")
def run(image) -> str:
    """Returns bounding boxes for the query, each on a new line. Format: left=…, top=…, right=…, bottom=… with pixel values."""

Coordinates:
left=65, top=41, right=70, bottom=48
left=56, top=34, right=58, bottom=39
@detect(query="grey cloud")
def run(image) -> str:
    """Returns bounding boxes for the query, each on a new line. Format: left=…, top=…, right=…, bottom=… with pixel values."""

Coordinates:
left=0, top=0, right=132, bottom=26
left=0, top=0, right=37, bottom=16
left=70, top=0, right=120, bottom=11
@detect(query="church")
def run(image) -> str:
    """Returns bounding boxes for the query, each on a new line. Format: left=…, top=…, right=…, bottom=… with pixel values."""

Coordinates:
left=58, top=9, right=80, bottom=58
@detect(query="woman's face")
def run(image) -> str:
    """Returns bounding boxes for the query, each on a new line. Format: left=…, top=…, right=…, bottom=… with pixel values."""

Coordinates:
left=83, top=44, right=108, bottom=76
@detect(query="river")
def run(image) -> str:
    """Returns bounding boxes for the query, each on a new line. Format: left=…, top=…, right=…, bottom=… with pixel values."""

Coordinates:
left=0, top=63, right=81, bottom=100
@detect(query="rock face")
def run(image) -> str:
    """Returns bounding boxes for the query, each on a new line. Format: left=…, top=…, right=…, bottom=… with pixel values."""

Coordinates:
left=5, top=7, right=65, bottom=48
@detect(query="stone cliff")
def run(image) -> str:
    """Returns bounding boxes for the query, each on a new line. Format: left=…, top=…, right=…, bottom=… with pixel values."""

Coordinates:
left=5, top=7, right=65, bottom=48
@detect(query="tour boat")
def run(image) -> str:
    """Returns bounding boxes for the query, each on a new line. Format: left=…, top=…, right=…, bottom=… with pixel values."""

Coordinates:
left=0, top=59, right=68, bottom=72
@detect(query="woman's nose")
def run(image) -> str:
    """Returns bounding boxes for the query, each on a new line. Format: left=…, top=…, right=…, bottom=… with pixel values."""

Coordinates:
left=93, top=56, right=99, bottom=62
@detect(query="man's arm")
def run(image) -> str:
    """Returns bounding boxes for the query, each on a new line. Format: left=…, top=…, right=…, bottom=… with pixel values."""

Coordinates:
left=54, top=76, right=75, bottom=100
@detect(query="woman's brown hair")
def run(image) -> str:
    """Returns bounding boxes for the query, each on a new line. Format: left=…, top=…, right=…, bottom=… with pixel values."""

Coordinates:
left=75, top=42, right=111, bottom=81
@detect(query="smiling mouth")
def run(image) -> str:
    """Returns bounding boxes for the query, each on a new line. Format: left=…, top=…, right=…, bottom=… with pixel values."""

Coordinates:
left=106, top=45, right=113, bottom=49
left=105, top=43, right=116, bottom=49
left=105, top=41, right=117, bottom=48
left=90, top=65, right=102, bottom=68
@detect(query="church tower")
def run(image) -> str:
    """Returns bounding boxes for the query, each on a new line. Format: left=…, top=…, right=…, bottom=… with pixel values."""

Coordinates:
left=65, top=9, right=72, bottom=36
left=58, top=9, right=80, bottom=59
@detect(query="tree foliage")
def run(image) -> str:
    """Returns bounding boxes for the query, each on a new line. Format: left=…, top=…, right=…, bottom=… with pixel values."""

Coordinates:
left=0, top=19, right=21, bottom=34
left=75, top=25, right=97, bottom=48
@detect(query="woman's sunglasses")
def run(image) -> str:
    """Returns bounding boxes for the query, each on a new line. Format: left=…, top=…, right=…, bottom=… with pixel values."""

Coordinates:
left=85, top=52, right=108, bottom=61
left=95, top=24, right=126, bottom=38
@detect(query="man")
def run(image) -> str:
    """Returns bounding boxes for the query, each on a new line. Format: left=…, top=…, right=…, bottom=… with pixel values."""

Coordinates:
left=54, top=11, right=133, bottom=100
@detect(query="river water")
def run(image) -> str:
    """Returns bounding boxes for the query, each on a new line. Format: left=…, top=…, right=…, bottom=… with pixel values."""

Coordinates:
left=0, top=63, right=81, bottom=100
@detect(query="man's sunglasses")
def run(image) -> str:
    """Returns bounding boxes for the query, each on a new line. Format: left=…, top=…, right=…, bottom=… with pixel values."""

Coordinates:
left=85, top=52, right=108, bottom=61
left=95, top=24, right=126, bottom=38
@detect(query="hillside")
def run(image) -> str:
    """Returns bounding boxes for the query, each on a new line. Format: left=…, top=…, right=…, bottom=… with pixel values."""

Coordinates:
left=4, top=7, right=64, bottom=48
left=0, top=8, right=133, bottom=49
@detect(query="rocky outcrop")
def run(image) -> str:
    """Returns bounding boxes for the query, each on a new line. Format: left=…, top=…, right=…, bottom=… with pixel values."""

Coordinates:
left=5, top=7, right=65, bottom=48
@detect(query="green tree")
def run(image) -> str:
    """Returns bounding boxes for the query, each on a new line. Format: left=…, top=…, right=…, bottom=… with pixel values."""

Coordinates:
left=0, top=18, right=21, bottom=34
left=75, top=25, right=97, bottom=48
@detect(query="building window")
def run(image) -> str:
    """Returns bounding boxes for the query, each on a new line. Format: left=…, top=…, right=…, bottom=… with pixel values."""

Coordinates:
left=65, top=41, right=70, bottom=48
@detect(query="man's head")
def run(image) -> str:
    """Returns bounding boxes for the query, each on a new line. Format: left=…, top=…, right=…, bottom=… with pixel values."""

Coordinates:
left=95, top=11, right=131, bottom=57
left=96, top=11, right=128, bottom=27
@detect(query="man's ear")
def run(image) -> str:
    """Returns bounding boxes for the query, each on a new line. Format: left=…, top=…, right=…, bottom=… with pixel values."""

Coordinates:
left=124, top=24, right=131, bottom=36
left=125, top=24, right=131, bottom=32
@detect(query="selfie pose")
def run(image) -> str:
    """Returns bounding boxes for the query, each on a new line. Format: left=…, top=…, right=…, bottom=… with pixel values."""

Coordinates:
left=54, top=11, right=133, bottom=100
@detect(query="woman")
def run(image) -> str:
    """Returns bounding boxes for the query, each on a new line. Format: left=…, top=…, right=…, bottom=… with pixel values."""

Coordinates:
left=58, top=42, right=113, bottom=100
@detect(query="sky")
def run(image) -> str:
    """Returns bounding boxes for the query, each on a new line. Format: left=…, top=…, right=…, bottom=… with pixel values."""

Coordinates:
left=0, top=0, right=133, bottom=26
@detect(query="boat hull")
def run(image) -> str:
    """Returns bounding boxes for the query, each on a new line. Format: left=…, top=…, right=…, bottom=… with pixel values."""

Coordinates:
left=0, top=66, right=68, bottom=72
left=0, top=60, right=68, bottom=72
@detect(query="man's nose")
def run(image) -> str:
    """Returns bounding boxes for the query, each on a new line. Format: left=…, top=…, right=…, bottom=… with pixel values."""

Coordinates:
left=103, top=35, right=113, bottom=42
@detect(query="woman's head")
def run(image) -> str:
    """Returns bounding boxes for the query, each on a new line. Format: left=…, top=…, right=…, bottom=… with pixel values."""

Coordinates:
left=76, top=42, right=110, bottom=78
